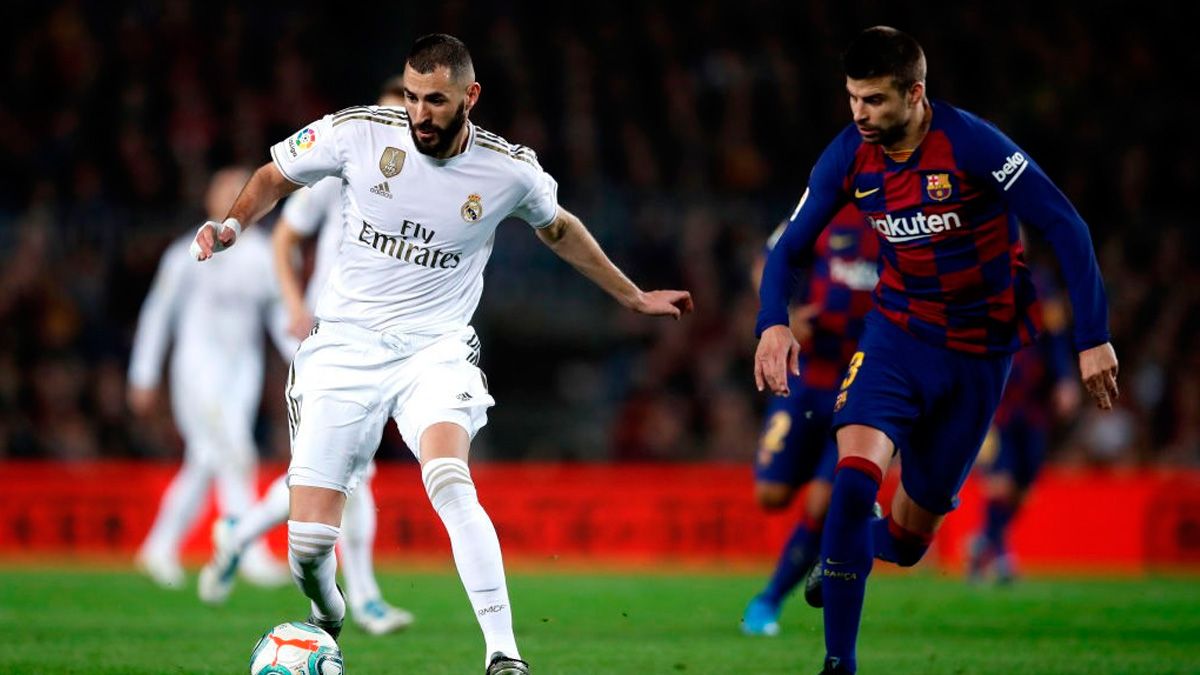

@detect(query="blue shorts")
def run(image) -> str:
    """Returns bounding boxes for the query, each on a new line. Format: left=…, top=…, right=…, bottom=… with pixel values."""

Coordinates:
left=832, top=312, right=1012, bottom=514
left=755, top=376, right=839, bottom=488
left=986, top=416, right=1047, bottom=489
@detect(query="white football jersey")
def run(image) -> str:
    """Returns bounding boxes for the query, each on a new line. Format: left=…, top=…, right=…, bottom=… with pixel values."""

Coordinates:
left=270, top=105, right=559, bottom=335
left=128, top=229, right=290, bottom=400
left=279, top=177, right=344, bottom=309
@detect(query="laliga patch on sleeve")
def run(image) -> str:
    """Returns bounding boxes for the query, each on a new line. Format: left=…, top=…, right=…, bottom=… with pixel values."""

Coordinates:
left=285, top=127, right=318, bottom=161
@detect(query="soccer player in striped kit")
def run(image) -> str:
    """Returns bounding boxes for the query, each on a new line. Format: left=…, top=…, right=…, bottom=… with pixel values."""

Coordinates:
left=754, top=27, right=1118, bottom=674
left=742, top=202, right=878, bottom=636
left=191, top=34, right=691, bottom=674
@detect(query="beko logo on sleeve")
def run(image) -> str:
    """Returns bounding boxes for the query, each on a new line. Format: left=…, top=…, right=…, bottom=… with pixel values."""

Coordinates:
left=991, top=152, right=1028, bottom=191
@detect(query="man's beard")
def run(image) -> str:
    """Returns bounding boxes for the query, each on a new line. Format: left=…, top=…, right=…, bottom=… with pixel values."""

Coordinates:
left=873, top=120, right=907, bottom=146
left=411, top=101, right=468, bottom=156
left=861, top=112, right=909, bottom=147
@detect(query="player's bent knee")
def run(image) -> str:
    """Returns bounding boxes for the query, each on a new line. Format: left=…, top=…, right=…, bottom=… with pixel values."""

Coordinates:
left=754, top=482, right=795, bottom=511
left=289, top=485, right=346, bottom=526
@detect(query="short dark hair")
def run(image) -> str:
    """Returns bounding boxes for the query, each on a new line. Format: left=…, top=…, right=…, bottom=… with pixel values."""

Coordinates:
left=843, top=26, right=926, bottom=92
left=379, top=74, right=405, bottom=100
left=406, top=33, right=475, bottom=82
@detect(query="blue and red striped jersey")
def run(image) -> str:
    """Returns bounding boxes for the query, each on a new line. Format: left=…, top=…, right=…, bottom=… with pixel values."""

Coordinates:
left=758, top=100, right=1109, bottom=356
left=766, top=202, right=878, bottom=390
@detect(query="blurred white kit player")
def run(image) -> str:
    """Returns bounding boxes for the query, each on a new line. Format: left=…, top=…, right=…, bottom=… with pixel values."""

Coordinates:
left=129, top=168, right=291, bottom=590
left=198, top=170, right=414, bottom=635
left=191, top=34, right=690, bottom=673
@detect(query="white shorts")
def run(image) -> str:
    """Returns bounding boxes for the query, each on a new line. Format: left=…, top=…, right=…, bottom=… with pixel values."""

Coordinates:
left=285, top=321, right=494, bottom=494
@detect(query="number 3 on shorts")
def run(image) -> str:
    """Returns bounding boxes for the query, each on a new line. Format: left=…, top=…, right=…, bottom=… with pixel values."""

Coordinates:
left=840, top=351, right=865, bottom=391
left=835, top=351, right=864, bottom=412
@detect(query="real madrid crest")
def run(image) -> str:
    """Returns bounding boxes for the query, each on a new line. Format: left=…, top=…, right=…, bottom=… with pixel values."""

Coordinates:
left=379, top=147, right=405, bottom=178
left=461, top=193, right=483, bottom=223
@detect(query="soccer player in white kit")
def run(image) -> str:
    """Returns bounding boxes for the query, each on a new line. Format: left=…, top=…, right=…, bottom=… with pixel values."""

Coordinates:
left=196, top=80, right=415, bottom=636
left=192, top=35, right=692, bottom=674
left=129, top=167, right=290, bottom=589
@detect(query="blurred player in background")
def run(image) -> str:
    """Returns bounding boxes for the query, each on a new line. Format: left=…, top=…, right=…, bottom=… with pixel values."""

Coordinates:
left=191, top=34, right=691, bottom=674
left=742, top=203, right=878, bottom=636
left=968, top=267, right=1080, bottom=583
left=754, top=27, right=1118, bottom=674
left=128, top=167, right=291, bottom=590
left=197, top=78, right=414, bottom=636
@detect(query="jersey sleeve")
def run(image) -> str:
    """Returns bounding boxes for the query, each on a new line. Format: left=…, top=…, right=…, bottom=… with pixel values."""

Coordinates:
left=127, top=239, right=190, bottom=389
left=270, top=116, right=342, bottom=186
left=281, top=177, right=340, bottom=236
left=957, top=114, right=1111, bottom=352
left=755, top=137, right=850, bottom=336
left=510, top=156, right=559, bottom=228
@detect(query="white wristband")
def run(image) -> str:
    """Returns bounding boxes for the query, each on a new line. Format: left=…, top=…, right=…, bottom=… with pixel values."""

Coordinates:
left=188, top=218, right=243, bottom=260
left=219, top=217, right=243, bottom=241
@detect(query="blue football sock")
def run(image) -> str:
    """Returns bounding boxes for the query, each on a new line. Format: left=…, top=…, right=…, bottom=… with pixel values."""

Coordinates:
left=762, top=517, right=822, bottom=605
left=872, top=515, right=932, bottom=567
left=984, top=498, right=1014, bottom=557
left=821, top=459, right=882, bottom=674
left=870, top=516, right=896, bottom=563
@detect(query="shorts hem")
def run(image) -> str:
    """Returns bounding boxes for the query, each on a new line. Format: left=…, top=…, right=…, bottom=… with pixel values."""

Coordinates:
left=287, top=471, right=351, bottom=495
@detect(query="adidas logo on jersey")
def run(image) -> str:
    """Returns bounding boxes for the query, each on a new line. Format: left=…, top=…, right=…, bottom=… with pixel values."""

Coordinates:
left=456, top=392, right=473, bottom=402
left=370, top=182, right=392, bottom=199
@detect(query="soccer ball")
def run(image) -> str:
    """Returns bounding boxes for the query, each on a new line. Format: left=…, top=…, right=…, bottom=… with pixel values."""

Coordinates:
left=249, top=621, right=343, bottom=675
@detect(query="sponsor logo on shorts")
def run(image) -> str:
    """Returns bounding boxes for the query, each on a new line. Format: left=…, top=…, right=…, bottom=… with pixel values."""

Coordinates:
left=456, top=392, right=473, bottom=401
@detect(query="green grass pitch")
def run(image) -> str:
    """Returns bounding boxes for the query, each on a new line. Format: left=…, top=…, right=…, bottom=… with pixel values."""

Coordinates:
left=1, top=566, right=1197, bottom=674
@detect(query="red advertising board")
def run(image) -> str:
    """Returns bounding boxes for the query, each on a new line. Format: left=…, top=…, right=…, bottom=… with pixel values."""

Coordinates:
left=1, top=462, right=1197, bottom=572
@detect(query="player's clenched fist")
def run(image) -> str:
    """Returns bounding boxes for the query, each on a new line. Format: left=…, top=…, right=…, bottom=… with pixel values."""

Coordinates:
left=755, top=324, right=801, bottom=396
left=189, top=218, right=243, bottom=261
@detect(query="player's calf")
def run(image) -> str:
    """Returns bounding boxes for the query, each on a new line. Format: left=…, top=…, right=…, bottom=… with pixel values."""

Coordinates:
left=423, top=456, right=520, bottom=664
left=872, top=515, right=932, bottom=567
left=287, top=520, right=346, bottom=629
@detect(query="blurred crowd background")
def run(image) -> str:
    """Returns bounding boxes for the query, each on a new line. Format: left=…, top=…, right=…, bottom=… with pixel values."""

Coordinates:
left=0, top=1, right=1195, bottom=466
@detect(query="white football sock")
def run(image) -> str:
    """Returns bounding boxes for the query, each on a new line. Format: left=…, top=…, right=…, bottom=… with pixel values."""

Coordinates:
left=140, top=461, right=210, bottom=559
left=213, top=439, right=259, bottom=517
left=287, top=520, right=345, bottom=622
left=229, top=475, right=290, bottom=555
left=340, top=483, right=383, bottom=609
left=422, top=458, right=519, bottom=662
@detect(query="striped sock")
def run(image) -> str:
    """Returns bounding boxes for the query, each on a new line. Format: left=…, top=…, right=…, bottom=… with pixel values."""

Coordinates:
left=287, top=520, right=345, bottom=622
left=423, top=458, right=519, bottom=664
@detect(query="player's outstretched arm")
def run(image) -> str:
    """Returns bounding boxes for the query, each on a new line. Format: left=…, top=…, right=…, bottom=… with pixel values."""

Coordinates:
left=534, top=207, right=693, bottom=318
left=192, top=162, right=301, bottom=261
left=1078, top=342, right=1119, bottom=410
